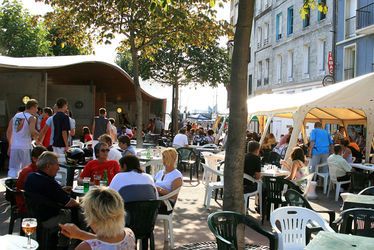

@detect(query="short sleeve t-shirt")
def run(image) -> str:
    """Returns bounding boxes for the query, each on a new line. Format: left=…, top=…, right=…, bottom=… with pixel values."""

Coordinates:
left=24, top=171, right=70, bottom=221
left=53, top=112, right=71, bottom=147
left=172, top=134, right=188, bottom=147
left=243, top=153, right=261, bottom=186
left=310, top=128, right=333, bottom=155
left=154, top=169, right=183, bottom=192
left=110, top=171, right=157, bottom=202
left=80, top=160, right=120, bottom=184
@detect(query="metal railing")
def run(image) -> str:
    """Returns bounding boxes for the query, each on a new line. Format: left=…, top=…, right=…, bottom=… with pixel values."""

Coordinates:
left=263, top=38, right=269, bottom=46
left=357, top=3, right=374, bottom=30
left=345, top=16, right=356, bottom=38
left=344, top=68, right=355, bottom=80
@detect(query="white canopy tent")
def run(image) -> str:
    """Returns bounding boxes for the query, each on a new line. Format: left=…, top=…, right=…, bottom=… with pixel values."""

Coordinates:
left=247, top=73, right=374, bottom=161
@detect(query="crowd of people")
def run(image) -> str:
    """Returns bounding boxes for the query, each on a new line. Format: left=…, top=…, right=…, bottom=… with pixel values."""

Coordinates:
left=4, top=97, right=185, bottom=249
left=243, top=121, right=370, bottom=195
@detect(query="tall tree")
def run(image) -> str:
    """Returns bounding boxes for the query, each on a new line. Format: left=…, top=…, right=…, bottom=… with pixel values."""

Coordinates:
left=137, top=43, right=230, bottom=134
left=38, top=0, right=227, bottom=146
left=0, top=0, right=50, bottom=56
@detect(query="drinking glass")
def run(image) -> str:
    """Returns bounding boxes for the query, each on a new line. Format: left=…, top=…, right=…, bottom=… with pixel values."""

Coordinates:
left=93, top=174, right=101, bottom=186
left=83, top=177, right=91, bottom=193
left=22, top=218, right=37, bottom=249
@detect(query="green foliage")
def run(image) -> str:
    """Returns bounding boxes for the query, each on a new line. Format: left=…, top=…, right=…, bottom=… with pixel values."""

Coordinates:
left=300, top=0, right=328, bottom=20
left=116, top=51, right=134, bottom=78
left=0, top=0, right=51, bottom=56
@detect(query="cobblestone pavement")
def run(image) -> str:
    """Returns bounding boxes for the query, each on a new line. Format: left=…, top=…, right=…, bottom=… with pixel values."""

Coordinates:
left=0, top=170, right=341, bottom=249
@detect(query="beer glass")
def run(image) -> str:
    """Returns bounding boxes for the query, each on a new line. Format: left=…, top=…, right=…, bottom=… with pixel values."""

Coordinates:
left=22, top=218, right=37, bottom=249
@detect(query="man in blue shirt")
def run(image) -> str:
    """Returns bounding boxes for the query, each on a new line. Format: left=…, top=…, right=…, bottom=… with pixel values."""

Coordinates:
left=308, top=122, right=333, bottom=172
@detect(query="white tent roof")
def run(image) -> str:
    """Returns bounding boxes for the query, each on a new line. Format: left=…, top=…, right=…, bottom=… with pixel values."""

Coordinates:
left=247, top=73, right=374, bottom=122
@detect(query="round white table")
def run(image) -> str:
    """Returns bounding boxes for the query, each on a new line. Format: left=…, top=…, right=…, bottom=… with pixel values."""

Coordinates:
left=0, top=234, right=39, bottom=250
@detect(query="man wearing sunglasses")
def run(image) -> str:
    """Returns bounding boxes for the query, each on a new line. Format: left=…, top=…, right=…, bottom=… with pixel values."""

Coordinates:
left=79, top=142, right=120, bottom=185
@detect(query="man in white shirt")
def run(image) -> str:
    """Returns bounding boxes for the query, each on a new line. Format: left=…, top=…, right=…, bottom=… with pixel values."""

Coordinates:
left=172, top=128, right=189, bottom=148
left=98, top=134, right=122, bottom=162
left=327, top=144, right=352, bottom=190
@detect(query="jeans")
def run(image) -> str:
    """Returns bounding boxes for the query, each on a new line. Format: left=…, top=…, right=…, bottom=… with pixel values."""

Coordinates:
left=310, top=153, right=329, bottom=173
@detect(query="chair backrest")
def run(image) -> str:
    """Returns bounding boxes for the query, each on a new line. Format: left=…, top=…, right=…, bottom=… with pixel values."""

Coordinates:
left=204, top=154, right=225, bottom=170
left=5, top=178, right=18, bottom=205
left=350, top=172, right=371, bottom=193
left=270, top=206, right=334, bottom=250
left=177, top=147, right=197, bottom=162
left=297, top=173, right=315, bottom=197
left=358, top=186, right=374, bottom=196
left=262, top=176, right=301, bottom=204
left=124, top=200, right=161, bottom=240
left=202, top=163, right=223, bottom=186
left=327, top=162, right=338, bottom=182
left=284, top=189, right=313, bottom=210
left=208, top=211, right=277, bottom=250
left=334, top=208, right=374, bottom=237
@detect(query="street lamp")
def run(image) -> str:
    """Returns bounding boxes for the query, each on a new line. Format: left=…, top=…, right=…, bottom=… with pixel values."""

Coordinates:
left=22, top=95, right=30, bottom=104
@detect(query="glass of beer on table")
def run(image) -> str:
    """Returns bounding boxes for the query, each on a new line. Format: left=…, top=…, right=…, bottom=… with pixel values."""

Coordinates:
left=22, top=218, right=37, bottom=249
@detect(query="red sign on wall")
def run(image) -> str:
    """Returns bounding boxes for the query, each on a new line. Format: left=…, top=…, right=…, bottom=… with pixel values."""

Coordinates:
left=328, top=51, right=334, bottom=75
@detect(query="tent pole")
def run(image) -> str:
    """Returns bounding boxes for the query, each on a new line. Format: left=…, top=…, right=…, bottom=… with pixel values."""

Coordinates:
left=285, top=110, right=307, bottom=160
left=259, top=116, right=272, bottom=145
left=301, top=122, right=307, bottom=145
left=365, top=114, right=374, bottom=162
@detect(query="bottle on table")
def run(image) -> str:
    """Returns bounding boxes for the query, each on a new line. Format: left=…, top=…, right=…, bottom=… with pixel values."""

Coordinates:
left=102, top=170, right=108, bottom=186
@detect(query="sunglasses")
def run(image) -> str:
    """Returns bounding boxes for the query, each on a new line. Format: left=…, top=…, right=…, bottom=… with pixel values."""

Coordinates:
left=100, top=149, right=110, bottom=153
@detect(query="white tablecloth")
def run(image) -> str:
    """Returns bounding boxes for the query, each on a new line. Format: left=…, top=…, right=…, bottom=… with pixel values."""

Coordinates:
left=0, top=235, right=38, bottom=250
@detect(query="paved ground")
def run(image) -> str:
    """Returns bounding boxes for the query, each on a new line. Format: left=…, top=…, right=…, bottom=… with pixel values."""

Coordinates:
left=0, top=169, right=342, bottom=249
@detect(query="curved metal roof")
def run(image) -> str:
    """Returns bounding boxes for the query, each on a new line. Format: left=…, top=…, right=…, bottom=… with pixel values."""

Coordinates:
left=0, top=55, right=162, bottom=102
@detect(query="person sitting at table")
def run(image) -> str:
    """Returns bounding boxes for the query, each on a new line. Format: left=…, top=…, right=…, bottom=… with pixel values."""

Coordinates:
left=79, top=142, right=120, bottom=185
left=285, top=147, right=309, bottom=185
left=172, top=128, right=189, bottom=148
left=16, top=145, right=47, bottom=214
left=193, top=127, right=208, bottom=146
left=244, top=141, right=262, bottom=194
left=59, top=187, right=136, bottom=250
left=81, top=126, right=93, bottom=143
left=118, top=135, right=136, bottom=157
left=110, top=155, right=157, bottom=202
left=341, top=139, right=353, bottom=163
left=98, top=134, right=122, bottom=161
left=24, top=151, right=80, bottom=234
left=205, top=129, right=215, bottom=144
left=327, top=144, right=353, bottom=191
left=154, top=148, right=183, bottom=214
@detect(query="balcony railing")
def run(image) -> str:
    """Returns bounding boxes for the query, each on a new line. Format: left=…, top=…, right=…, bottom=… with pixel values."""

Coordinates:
left=263, top=38, right=269, bottom=46
left=357, top=3, right=374, bottom=30
left=345, top=16, right=356, bottom=39
left=344, top=68, right=355, bottom=80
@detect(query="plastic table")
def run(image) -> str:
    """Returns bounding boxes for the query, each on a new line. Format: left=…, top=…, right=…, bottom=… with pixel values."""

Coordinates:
left=0, top=234, right=39, bottom=250
left=306, top=231, right=374, bottom=250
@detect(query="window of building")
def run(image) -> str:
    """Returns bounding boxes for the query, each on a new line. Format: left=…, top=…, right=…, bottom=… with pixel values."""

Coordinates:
left=257, top=26, right=262, bottom=49
left=318, top=39, right=326, bottom=73
left=276, top=55, right=282, bottom=83
left=276, top=13, right=283, bottom=41
left=264, top=59, right=270, bottom=85
left=287, top=6, right=294, bottom=35
left=264, top=23, right=269, bottom=45
left=287, top=50, right=294, bottom=81
left=318, top=0, right=326, bottom=21
left=257, top=61, right=263, bottom=87
left=303, top=45, right=310, bottom=77
left=248, top=74, right=253, bottom=96
left=303, top=7, right=310, bottom=28
left=344, top=45, right=356, bottom=80
left=248, top=47, right=251, bottom=63
left=345, top=0, right=357, bottom=39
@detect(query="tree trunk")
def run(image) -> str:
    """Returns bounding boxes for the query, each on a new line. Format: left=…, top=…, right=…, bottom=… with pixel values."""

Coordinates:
left=223, top=0, right=254, bottom=211
left=129, top=32, right=143, bottom=148
left=223, top=1, right=254, bottom=248
left=172, top=82, right=179, bottom=136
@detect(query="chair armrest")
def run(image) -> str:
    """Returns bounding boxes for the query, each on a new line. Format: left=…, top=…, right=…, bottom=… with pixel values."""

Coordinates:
left=314, top=210, right=336, bottom=226
left=202, top=163, right=224, bottom=176
left=242, top=216, right=278, bottom=250
left=158, top=187, right=182, bottom=211
left=315, top=163, right=328, bottom=172
left=243, top=174, right=261, bottom=184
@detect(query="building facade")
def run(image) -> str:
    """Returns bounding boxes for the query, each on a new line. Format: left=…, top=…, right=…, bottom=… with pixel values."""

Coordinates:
left=336, top=0, right=374, bottom=82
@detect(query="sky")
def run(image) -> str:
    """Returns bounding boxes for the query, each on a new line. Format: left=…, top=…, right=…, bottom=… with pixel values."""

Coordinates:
left=17, top=0, right=230, bottom=115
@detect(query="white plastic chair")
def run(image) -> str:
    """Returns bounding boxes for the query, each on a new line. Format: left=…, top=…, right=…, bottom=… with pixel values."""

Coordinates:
left=297, top=173, right=315, bottom=197
left=243, top=174, right=262, bottom=216
left=270, top=206, right=335, bottom=250
left=72, top=140, right=84, bottom=149
left=327, top=163, right=351, bottom=201
left=201, top=153, right=224, bottom=184
left=202, top=163, right=224, bottom=209
left=156, top=187, right=181, bottom=249
left=312, top=162, right=329, bottom=194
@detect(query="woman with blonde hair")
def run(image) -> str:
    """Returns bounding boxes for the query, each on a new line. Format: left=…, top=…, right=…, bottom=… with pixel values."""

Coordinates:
left=154, top=147, right=183, bottom=214
left=59, top=187, right=135, bottom=250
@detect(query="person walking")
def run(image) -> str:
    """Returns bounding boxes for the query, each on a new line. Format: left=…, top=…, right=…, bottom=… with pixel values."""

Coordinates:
left=7, top=99, right=39, bottom=177
left=52, top=98, right=71, bottom=154
left=92, top=108, right=110, bottom=153
left=307, top=122, right=333, bottom=173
